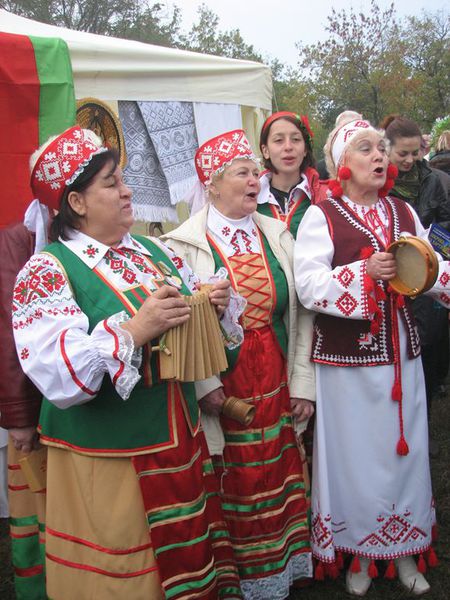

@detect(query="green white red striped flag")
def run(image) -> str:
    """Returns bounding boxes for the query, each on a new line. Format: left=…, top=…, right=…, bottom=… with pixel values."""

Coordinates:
left=0, top=32, right=76, bottom=227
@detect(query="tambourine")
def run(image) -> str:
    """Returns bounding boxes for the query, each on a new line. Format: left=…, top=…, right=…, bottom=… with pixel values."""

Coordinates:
left=387, top=235, right=438, bottom=297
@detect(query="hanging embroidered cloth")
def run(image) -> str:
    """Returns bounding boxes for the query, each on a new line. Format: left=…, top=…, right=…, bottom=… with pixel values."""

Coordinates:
left=138, top=100, right=199, bottom=205
left=119, top=100, right=177, bottom=223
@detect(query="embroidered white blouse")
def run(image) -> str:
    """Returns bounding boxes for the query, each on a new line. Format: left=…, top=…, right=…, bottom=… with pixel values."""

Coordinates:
left=206, top=204, right=261, bottom=256
left=294, top=197, right=450, bottom=319
left=12, top=230, right=200, bottom=409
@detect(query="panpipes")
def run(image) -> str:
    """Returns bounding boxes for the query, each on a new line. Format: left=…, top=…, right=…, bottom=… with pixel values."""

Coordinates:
left=158, top=285, right=228, bottom=381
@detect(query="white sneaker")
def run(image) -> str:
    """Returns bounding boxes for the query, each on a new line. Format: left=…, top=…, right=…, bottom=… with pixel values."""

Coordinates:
left=396, top=556, right=431, bottom=595
left=346, top=557, right=372, bottom=596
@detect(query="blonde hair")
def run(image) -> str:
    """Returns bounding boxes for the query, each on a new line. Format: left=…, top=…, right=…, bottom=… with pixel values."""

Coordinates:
left=436, top=131, right=450, bottom=153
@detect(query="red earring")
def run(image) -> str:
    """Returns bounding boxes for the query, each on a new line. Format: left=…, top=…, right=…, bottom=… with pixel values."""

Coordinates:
left=338, top=166, right=352, bottom=180
left=386, top=164, right=398, bottom=179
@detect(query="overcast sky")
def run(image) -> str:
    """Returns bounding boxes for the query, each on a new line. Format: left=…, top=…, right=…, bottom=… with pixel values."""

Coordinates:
left=172, top=0, right=448, bottom=66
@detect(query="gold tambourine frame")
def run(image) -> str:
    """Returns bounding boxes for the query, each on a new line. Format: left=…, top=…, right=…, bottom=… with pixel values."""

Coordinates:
left=387, top=236, right=439, bottom=297
left=76, top=98, right=127, bottom=169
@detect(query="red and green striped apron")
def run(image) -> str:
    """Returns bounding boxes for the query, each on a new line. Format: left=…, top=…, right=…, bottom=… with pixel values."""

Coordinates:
left=208, top=231, right=311, bottom=597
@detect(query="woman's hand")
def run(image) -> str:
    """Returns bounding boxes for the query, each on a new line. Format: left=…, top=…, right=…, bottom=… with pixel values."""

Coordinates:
left=9, top=427, right=41, bottom=454
left=366, top=252, right=396, bottom=281
left=121, top=285, right=191, bottom=348
left=208, top=279, right=231, bottom=316
left=199, top=387, right=226, bottom=416
left=290, top=398, right=315, bottom=422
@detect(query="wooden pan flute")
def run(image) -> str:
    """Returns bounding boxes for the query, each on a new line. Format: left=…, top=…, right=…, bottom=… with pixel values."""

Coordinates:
left=158, top=284, right=228, bottom=382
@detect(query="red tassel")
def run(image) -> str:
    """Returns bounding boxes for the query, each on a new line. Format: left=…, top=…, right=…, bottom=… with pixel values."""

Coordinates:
left=387, top=164, right=399, bottom=178
left=417, top=554, right=427, bottom=574
left=396, top=294, right=405, bottom=308
left=336, top=551, right=344, bottom=570
left=432, top=524, right=439, bottom=542
left=397, top=436, right=409, bottom=456
left=378, top=186, right=388, bottom=198
left=314, top=561, right=325, bottom=581
left=384, top=559, right=396, bottom=579
left=360, top=246, right=375, bottom=260
left=375, top=285, right=387, bottom=301
left=367, top=296, right=378, bottom=313
left=368, top=560, right=379, bottom=578
left=326, top=562, right=340, bottom=579
left=338, top=166, right=352, bottom=180
left=370, top=320, right=380, bottom=335
left=364, top=274, right=375, bottom=292
left=328, top=180, right=343, bottom=198
left=351, top=556, right=361, bottom=573
left=427, top=547, right=439, bottom=567
left=391, top=381, right=402, bottom=401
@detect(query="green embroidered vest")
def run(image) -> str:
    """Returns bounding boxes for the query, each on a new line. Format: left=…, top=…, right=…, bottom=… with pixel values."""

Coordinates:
left=208, top=231, right=288, bottom=372
left=38, top=235, right=199, bottom=456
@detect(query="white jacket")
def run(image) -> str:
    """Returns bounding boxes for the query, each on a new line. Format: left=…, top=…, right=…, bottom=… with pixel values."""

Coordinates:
left=162, top=205, right=315, bottom=451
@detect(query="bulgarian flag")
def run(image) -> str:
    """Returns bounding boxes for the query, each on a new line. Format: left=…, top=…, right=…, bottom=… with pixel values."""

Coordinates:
left=0, top=32, right=76, bottom=228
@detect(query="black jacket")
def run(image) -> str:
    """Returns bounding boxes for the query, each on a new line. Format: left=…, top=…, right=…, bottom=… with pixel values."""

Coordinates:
left=390, top=159, right=450, bottom=232
left=429, top=150, right=450, bottom=177
left=390, top=160, right=450, bottom=346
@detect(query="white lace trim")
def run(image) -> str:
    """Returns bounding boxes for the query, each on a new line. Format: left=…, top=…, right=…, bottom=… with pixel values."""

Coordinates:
left=212, top=266, right=246, bottom=349
left=105, top=311, right=142, bottom=400
left=65, top=147, right=108, bottom=186
left=240, top=552, right=312, bottom=600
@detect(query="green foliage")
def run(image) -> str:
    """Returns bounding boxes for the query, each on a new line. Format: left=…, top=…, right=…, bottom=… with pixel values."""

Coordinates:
left=293, top=1, right=449, bottom=133
left=177, top=4, right=263, bottom=63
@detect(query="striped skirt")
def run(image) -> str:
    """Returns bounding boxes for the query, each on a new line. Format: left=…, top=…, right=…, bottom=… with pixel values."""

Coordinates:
left=44, top=387, right=241, bottom=599
left=216, top=326, right=312, bottom=600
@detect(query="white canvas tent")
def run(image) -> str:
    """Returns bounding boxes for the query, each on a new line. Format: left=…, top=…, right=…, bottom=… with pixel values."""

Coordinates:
left=0, top=9, right=273, bottom=223
left=0, top=9, right=272, bottom=118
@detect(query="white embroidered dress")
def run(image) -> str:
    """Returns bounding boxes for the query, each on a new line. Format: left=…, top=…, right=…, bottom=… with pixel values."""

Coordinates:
left=294, top=197, right=450, bottom=563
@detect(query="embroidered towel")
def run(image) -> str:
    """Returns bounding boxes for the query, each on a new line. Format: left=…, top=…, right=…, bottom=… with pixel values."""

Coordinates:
left=138, top=101, right=198, bottom=205
left=119, top=101, right=177, bottom=223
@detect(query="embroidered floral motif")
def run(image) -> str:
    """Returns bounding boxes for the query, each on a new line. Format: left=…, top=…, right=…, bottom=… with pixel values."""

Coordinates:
left=83, top=244, right=99, bottom=258
left=41, top=272, right=65, bottom=293
left=20, top=348, right=29, bottom=360
left=357, top=512, right=427, bottom=550
left=439, top=292, right=450, bottom=306
left=122, top=268, right=136, bottom=285
left=311, top=513, right=334, bottom=550
left=171, top=256, right=184, bottom=270
left=222, top=226, right=231, bottom=237
left=336, top=266, right=355, bottom=289
left=439, top=271, right=449, bottom=287
left=335, top=292, right=358, bottom=316
left=358, top=332, right=378, bottom=351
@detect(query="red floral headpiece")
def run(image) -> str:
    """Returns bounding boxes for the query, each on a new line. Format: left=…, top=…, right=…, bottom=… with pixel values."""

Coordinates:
left=261, top=111, right=314, bottom=147
left=31, top=125, right=107, bottom=210
left=195, top=129, right=256, bottom=185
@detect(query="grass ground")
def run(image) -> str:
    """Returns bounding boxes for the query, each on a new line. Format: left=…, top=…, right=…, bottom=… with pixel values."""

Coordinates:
left=1, top=390, right=448, bottom=599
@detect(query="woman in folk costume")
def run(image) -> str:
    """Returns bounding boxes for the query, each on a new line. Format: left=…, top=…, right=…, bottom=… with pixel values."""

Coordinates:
left=162, top=129, right=315, bottom=599
left=12, top=125, right=242, bottom=600
left=294, top=117, right=450, bottom=596
left=257, top=112, right=327, bottom=238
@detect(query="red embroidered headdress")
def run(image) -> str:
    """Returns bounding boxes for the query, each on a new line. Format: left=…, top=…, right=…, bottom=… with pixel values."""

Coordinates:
left=195, top=129, right=256, bottom=185
left=30, top=125, right=107, bottom=210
